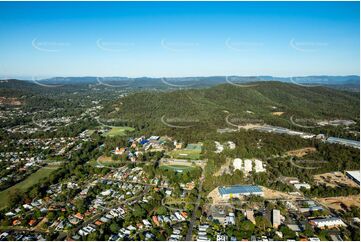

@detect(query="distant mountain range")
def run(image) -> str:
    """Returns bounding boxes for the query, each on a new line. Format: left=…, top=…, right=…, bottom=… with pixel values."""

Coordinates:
left=1, top=78, right=359, bottom=135
left=0, top=76, right=359, bottom=99
left=20, top=75, right=360, bottom=91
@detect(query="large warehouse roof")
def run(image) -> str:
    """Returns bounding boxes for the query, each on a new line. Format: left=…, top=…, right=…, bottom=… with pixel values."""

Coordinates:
left=218, top=185, right=262, bottom=196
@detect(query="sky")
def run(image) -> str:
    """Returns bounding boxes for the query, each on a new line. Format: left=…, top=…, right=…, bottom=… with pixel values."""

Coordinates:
left=0, top=1, right=359, bottom=78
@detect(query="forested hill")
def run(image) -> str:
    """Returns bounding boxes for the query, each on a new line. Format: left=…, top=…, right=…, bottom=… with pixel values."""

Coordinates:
left=102, top=81, right=359, bottom=132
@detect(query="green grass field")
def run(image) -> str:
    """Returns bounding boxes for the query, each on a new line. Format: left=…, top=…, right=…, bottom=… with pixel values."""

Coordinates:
left=185, top=143, right=202, bottom=151
left=103, top=126, right=135, bottom=137
left=168, top=149, right=202, bottom=160
left=0, top=165, right=60, bottom=209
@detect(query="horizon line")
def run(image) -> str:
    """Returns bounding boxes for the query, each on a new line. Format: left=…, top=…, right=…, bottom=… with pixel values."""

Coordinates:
left=1, top=74, right=360, bottom=81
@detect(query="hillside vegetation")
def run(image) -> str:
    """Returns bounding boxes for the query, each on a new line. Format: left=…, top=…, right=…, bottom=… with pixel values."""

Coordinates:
left=102, top=82, right=359, bottom=133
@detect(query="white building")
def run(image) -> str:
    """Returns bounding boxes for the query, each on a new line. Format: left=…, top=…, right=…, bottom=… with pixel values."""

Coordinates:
left=233, top=158, right=243, bottom=170
left=216, top=234, right=227, bottom=241
left=214, top=141, right=224, bottom=154
left=243, top=159, right=253, bottom=173
left=227, top=141, right=236, bottom=150
left=294, top=183, right=311, bottom=190
left=310, top=217, right=346, bottom=229
left=226, top=212, right=235, bottom=225
left=308, top=237, right=321, bottom=241
left=254, top=159, right=266, bottom=172
left=233, top=158, right=266, bottom=174
left=272, top=209, right=281, bottom=228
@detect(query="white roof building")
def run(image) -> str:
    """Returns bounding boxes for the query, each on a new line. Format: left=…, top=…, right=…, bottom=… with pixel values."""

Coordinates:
left=233, top=158, right=266, bottom=173
left=308, top=237, right=321, bottom=241
left=216, top=234, right=227, bottom=241
left=244, top=159, right=253, bottom=173
left=227, top=141, right=236, bottom=150
left=254, top=159, right=266, bottom=172
left=233, top=158, right=243, bottom=170
left=294, top=183, right=311, bottom=190
left=272, top=209, right=281, bottom=228
left=215, top=141, right=224, bottom=154
left=310, top=217, right=346, bottom=228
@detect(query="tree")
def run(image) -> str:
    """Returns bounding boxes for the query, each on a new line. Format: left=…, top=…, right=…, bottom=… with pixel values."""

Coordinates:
left=173, top=183, right=182, bottom=197
left=255, top=216, right=271, bottom=231
left=74, top=198, right=87, bottom=213
left=110, top=222, right=120, bottom=234
left=133, top=204, right=146, bottom=218
left=303, top=223, right=314, bottom=237
left=87, top=232, right=98, bottom=241
left=240, top=220, right=255, bottom=232
left=47, top=211, right=56, bottom=221
left=156, top=206, right=167, bottom=215
left=29, top=187, right=40, bottom=199
left=8, top=188, right=24, bottom=205
left=33, top=209, right=42, bottom=219
left=280, top=225, right=296, bottom=239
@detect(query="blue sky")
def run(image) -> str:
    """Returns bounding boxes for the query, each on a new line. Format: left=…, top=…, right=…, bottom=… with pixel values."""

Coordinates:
left=0, top=1, right=359, bottom=78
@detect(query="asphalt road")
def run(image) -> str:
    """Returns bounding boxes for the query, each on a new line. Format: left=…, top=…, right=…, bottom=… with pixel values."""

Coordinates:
left=185, top=169, right=205, bottom=241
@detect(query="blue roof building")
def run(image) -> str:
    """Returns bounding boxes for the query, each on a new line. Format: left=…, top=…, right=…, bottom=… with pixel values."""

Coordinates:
left=139, top=139, right=149, bottom=145
left=218, top=185, right=263, bottom=198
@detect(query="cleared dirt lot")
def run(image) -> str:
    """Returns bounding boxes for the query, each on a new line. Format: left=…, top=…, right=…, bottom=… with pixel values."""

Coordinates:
left=286, top=147, right=316, bottom=157
left=238, top=124, right=263, bottom=130
left=316, top=195, right=360, bottom=211
left=97, top=155, right=113, bottom=162
left=207, top=187, right=225, bottom=204
left=262, top=186, right=302, bottom=200
left=272, top=111, right=285, bottom=116
left=314, top=172, right=359, bottom=188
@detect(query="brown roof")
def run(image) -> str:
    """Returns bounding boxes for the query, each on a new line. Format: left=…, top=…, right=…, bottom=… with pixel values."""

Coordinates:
left=28, top=219, right=36, bottom=226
